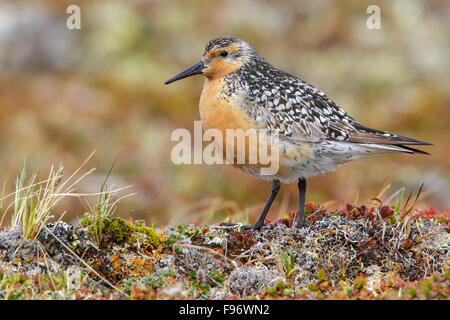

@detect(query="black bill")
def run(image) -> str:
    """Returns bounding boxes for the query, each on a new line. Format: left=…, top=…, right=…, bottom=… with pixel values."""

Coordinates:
left=164, top=61, right=205, bottom=85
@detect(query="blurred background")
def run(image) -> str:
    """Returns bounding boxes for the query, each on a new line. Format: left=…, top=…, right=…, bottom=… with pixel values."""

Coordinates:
left=0, top=0, right=448, bottom=227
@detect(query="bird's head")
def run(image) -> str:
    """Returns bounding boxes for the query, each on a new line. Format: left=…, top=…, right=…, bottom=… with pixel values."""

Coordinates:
left=164, top=37, right=257, bottom=84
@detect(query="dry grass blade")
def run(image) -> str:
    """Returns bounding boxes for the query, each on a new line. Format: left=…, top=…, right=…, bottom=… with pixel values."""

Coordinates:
left=399, top=183, right=424, bottom=222
left=9, top=164, right=65, bottom=239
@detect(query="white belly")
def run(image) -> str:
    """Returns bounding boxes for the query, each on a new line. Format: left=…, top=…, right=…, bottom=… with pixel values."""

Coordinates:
left=235, top=140, right=401, bottom=183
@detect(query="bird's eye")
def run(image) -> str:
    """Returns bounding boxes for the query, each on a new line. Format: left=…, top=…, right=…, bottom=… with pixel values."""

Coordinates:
left=219, top=51, right=228, bottom=57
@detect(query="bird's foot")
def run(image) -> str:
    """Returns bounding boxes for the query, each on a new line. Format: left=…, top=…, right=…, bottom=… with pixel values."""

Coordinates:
left=293, top=214, right=307, bottom=229
left=293, top=220, right=307, bottom=229
left=241, top=223, right=264, bottom=231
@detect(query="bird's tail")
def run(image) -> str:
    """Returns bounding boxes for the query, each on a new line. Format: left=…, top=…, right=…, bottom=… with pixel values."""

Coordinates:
left=347, top=123, right=432, bottom=155
left=357, top=143, right=430, bottom=155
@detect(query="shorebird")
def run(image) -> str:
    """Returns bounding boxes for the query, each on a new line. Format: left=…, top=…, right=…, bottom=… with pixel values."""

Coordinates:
left=164, top=37, right=431, bottom=230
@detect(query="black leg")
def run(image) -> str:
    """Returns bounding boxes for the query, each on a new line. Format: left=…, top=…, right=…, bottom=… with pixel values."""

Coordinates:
left=294, top=178, right=307, bottom=228
left=242, top=179, right=281, bottom=230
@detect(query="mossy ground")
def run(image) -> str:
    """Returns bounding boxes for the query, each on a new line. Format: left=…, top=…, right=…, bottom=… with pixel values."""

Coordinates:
left=0, top=203, right=448, bottom=300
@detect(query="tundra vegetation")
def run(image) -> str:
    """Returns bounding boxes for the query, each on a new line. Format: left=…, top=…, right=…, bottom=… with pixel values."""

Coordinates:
left=0, top=157, right=447, bottom=300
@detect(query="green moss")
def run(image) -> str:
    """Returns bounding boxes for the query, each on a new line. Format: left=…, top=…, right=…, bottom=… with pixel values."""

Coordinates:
left=105, top=217, right=160, bottom=247
left=276, top=279, right=286, bottom=290
left=133, top=225, right=161, bottom=247
left=106, top=217, right=132, bottom=243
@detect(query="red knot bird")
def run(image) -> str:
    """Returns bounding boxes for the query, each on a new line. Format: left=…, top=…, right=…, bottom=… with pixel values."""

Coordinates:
left=165, top=37, right=431, bottom=230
